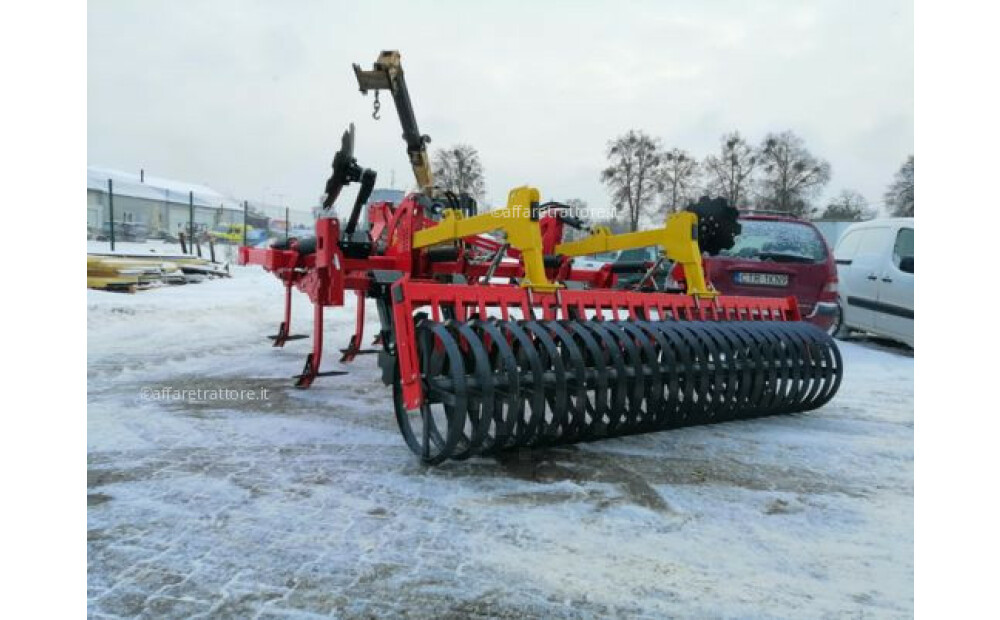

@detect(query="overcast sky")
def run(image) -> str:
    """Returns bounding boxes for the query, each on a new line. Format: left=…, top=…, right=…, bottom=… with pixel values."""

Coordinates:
left=88, top=0, right=913, bottom=216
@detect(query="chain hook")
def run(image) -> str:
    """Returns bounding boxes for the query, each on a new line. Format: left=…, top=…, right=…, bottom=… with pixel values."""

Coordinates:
left=372, top=91, right=381, bottom=120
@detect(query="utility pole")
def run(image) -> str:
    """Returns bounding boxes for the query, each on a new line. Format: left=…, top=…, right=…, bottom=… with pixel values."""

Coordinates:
left=108, top=178, right=115, bottom=251
left=285, top=206, right=290, bottom=242
left=243, top=200, right=248, bottom=246
left=188, top=191, right=194, bottom=254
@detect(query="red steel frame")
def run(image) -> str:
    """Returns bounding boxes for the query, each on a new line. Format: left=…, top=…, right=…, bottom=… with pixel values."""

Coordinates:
left=388, top=278, right=800, bottom=409
left=239, top=194, right=801, bottom=395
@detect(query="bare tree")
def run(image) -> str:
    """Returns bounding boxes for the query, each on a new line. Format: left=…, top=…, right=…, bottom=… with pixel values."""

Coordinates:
left=432, top=144, right=486, bottom=201
left=660, top=148, right=700, bottom=213
left=703, top=132, right=758, bottom=210
left=757, top=131, right=831, bottom=216
left=601, top=130, right=664, bottom=231
left=884, top=155, right=914, bottom=216
left=818, top=189, right=875, bottom=221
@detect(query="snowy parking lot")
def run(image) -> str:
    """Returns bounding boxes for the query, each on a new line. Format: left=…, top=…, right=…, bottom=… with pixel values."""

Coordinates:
left=87, top=266, right=913, bottom=619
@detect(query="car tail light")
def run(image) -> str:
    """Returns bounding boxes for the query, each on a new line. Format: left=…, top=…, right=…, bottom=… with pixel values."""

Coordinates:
left=818, top=277, right=838, bottom=302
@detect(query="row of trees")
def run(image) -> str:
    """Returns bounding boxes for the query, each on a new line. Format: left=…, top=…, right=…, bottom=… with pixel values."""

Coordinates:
left=602, top=129, right=914, bottom=230
left=883, top=155, right=914, bottom=217
left=812, top=156, right=912, bottom=221
left=427, top=134, right=913, bottom=232
left=811, top=155, right=912, bottom=220
left=601, top=130, right=835, bottom=230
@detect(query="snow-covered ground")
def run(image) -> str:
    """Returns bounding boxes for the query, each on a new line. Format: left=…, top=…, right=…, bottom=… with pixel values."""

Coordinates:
left=88, top=267, right=913, bottom=619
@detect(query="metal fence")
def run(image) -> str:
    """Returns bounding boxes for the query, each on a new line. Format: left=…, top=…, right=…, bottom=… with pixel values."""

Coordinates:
left=87, top=173, right=314, bottom=256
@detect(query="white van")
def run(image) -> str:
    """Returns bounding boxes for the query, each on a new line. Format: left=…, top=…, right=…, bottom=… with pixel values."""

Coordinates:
left=833, top=217, right=914, bottom=347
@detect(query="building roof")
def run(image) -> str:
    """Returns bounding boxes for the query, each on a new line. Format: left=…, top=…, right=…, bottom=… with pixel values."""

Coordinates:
left=368, top=188, right=406, bottom=204
left=87, top=166, right=243, bottom=211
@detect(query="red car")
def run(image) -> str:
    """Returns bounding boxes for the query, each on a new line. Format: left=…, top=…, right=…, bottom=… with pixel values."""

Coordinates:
left=701, top=213, right=840, bottom=333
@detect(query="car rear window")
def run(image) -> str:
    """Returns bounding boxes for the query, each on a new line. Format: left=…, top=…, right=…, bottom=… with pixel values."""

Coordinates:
left=719, top=219, right=828, bottom=263
left=618, top=247, right=655, bottom=262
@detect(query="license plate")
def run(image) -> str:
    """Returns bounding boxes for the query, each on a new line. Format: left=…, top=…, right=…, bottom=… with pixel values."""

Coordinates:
left=734, top=272, right=789, bottom=287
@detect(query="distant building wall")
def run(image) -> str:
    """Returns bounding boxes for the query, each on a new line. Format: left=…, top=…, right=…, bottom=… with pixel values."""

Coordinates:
left=87, top=188, right=243, bottom=235
left=369, top=189, right=406, bottom=205
left=87, top=189, right=165, bottom=230
left=87, top=190, right=103, bottom=230
left=88, top=166, right=313, bottom=238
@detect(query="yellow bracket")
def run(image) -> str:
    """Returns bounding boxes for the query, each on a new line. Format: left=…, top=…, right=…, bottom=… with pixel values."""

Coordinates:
left=555, top=212, right=718, bottom=298
left=412, top=186, right=560, bottom=292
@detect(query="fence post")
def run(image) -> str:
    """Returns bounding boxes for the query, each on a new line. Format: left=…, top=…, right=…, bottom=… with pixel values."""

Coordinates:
left=108, top=178, right=115, bottom=252
left=188, top=190, right=194, bottom=255
left=243, top=200, right=248, bottom=246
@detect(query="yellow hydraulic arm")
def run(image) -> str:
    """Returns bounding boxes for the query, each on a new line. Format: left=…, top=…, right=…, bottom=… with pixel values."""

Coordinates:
left=354, top=51, right=435, bottom=197
left=555, top=212, right=718, bottom=298
left=413, top=186, right=559, bottom=292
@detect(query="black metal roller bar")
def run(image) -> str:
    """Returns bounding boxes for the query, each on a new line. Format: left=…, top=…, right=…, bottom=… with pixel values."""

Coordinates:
left=392, top=317, right=843, bottom=463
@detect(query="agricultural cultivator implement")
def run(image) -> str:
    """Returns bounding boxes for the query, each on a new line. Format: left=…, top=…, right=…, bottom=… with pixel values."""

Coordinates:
left=240, top=51, right=843, bottom=464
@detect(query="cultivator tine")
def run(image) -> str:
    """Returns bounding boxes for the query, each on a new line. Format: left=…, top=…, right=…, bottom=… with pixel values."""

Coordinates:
left=340, top=290, right=378, bottom=362
left=339, top=336, right=378, bottom=362
left=294, top=353, right=318, bottom=388
left=290, top=301, right=353, bottom=387
left=269, top=284, right=308, bottom=346
left=294, top=353, right=348, bottom=388
left=268, top=322, right=308, bottom=347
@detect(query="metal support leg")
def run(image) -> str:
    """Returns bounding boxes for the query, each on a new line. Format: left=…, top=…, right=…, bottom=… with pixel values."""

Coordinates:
left=295, top=301, right=347, bottom=388
left=269, top=280, right=308, bottom=346
left=340, top=291, right=377, bottom=362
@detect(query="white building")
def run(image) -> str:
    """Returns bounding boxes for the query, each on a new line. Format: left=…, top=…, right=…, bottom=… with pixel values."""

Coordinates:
left=87, top=166, right=246, bottom=236
left=87, top=166, right=313, bottom=237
